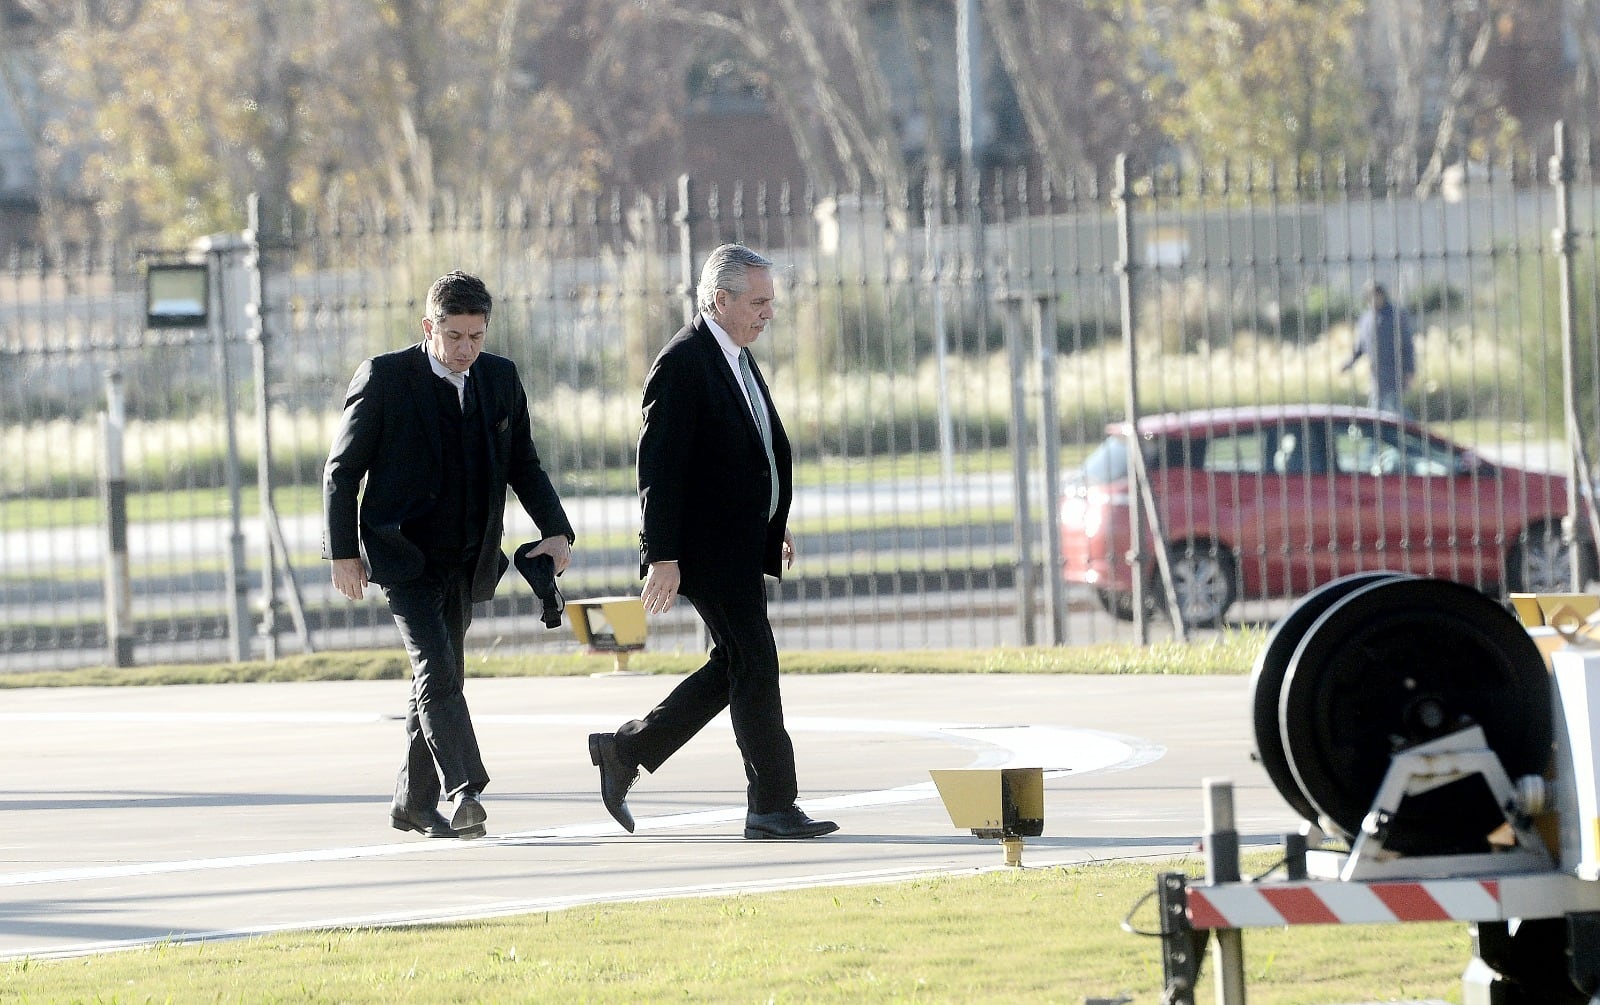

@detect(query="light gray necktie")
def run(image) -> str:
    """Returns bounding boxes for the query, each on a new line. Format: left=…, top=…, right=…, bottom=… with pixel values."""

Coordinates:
left=739, top=348, right=780, bottom=520
left=444, top=370, right=468, bottom=410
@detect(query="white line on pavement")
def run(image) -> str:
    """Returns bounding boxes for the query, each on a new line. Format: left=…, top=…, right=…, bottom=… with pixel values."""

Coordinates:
left=0, top=716, right=1164, bottom=891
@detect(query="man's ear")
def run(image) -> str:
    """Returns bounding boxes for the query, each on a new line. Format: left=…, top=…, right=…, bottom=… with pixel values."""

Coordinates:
left=421, top=316, right=435, bottom=339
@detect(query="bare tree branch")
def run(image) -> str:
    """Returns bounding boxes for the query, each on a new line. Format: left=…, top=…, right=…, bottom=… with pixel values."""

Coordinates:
left=1415, top=7, right=1494, bottom=197
left=983, top=0, right=1091, bottom=185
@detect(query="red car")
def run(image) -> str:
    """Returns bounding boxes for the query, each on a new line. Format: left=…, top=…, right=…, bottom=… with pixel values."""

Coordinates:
left=1059, top=405, right=1595, bottom=627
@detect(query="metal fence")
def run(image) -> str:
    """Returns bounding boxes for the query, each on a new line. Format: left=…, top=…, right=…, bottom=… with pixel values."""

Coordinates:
left=5, top=136, right=1600, bottom=672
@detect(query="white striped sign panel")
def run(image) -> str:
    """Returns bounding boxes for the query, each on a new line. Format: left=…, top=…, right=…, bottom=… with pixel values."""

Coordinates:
left=1187, top=879, right=1503, bottom=928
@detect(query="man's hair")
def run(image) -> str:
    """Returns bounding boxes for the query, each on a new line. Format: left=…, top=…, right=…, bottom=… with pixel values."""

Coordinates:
left=697, top=244, right=773, bottom=314
left=426, top=271, right=493, bottom=322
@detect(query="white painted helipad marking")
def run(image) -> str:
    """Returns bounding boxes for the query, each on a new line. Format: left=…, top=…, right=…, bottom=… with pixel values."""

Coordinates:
left=0, top=712, right=1164, bottom=892
left=0, top=711, right=386, bottom=724
left=10, top=854, right=1213, bottom=962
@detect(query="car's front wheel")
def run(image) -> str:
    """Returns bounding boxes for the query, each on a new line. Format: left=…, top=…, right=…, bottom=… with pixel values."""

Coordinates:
left=1151, top=540, right=1237, bottom=629
left=1095, top=588, right=1136, bottom=622
left=1506, top=521, right=1596, bottom=594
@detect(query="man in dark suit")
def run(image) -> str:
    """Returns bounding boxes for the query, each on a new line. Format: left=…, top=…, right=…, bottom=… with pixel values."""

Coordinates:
left=324, top=270, right=574, bottom=840
left=587, top=244, right=837, bottom=840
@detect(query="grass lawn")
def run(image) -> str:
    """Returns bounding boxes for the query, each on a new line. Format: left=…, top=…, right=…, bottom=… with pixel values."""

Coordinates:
left=0, top=854, right=1468, bottom=1004
left=0, top=634, right=1268, bottom=688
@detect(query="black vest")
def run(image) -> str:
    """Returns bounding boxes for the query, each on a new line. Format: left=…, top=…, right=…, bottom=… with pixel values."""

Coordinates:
left=409, top=374, right=489, bottom=566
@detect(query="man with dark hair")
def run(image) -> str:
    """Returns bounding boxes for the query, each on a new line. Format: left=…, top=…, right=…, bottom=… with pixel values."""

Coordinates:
left=324, top=270, right=574, bottom=839
left=1343, top=282, right=1417, bottom=416
left=587, top=244, right=837, bottom=841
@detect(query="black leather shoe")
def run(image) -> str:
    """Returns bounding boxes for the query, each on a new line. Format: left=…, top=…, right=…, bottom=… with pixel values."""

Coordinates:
left=744, top=806, right=839, bottom=840
left=390, top=806, right=457, bottom=838
left=588, top=732, right=638, bottom=833
left=450, top=790, right=487, bottom=839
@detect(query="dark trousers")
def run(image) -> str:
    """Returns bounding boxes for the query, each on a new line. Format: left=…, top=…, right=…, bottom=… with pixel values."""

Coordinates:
left=383, top=562, right=489, bottom=810
left=615, top=583, right=798, bottom=814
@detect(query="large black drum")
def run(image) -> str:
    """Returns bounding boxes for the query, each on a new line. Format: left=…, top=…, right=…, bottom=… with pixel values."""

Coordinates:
left=1252, top=576, right=1551, bottom=856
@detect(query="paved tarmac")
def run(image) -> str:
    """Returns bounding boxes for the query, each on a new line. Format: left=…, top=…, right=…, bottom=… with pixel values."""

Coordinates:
left=0, top=672, right=1300, bottom=964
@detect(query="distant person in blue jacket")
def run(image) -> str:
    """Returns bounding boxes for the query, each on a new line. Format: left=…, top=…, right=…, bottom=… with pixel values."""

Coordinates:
left=1342, top=282, right=1416, bottom=417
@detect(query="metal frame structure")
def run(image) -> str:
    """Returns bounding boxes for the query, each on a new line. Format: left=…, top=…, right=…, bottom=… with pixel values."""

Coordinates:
left=1142, top=621, right=1600, bottom=1004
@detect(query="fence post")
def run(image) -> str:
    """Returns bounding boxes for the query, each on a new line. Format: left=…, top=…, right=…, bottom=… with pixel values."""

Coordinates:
left=676, top=175, right=698, bottom=324
left=195, top=234, right=252, bottom=663
left=999, top=291, right=1037, bottom=646
left=675, top=176, right=710, bottom=651
left=1550, top=122, right=1596, bottom=588
left=925, top=173, right=957, bottom=489
left=1113, top=156, right=1151, bottom=644
left=247, top=196, right=281, bottom=661
left=1032, top=294, right=1067, bottom=646
left=245, top=196, right=314, bottom=659
left=100, top=370, right=135, bottom=667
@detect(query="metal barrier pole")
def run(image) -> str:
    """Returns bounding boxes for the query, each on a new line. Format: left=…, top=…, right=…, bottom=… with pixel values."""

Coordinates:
left=1204, top=777, right=1246, bottom=1005
left=100, top=370, right=135, bottom=668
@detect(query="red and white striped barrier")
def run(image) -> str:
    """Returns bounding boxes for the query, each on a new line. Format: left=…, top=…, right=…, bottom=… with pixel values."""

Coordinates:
left=1186, top=873, right=1600, bottom=928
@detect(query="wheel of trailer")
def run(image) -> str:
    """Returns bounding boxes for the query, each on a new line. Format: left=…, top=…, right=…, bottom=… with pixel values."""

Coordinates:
left=1249, top=571, right=1414, bottom=826
left=1277, top=576, right=1551, bottom=856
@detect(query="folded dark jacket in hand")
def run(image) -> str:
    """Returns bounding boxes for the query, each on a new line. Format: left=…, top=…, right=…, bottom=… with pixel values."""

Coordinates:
left=513, top=541, right=566, bottom=629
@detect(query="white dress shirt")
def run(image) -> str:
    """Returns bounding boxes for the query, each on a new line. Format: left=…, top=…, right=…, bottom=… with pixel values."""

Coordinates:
left=426, top=350, right=469, bottom=407
left=705, top=316, right=764, bottom=423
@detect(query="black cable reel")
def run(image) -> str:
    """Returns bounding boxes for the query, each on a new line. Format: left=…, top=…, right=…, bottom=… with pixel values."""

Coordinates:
left=1251, top=573, right=1552, bottom=856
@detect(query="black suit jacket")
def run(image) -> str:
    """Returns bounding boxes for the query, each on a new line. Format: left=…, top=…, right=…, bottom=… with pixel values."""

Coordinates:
left=323, top=343, right=573, bottom=603
left=637, top=316, right=792, bottom=600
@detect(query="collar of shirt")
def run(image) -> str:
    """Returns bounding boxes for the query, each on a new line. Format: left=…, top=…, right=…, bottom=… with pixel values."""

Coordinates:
left=424, top=347, right=469, bottom=404
left=705, top=315, right=741, bottom=366
left=706, top=316, right=760, bottom=416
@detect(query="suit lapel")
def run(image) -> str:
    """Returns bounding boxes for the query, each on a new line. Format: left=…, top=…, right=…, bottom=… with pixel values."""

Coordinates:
left=403, top=344, right=444, bottom=462
left=692, top=319, right=765, bottom=448
left=472, top=362, right=502, bottom=474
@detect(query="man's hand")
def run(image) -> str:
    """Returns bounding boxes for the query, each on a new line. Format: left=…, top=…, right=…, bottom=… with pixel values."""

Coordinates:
left=331, top=557, right=368, bottom=601
left=782, top=528, right=796, bottom=569
left=642, top=561, right=680, bottom=614
left=526, top=534, right=573, bottom=575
